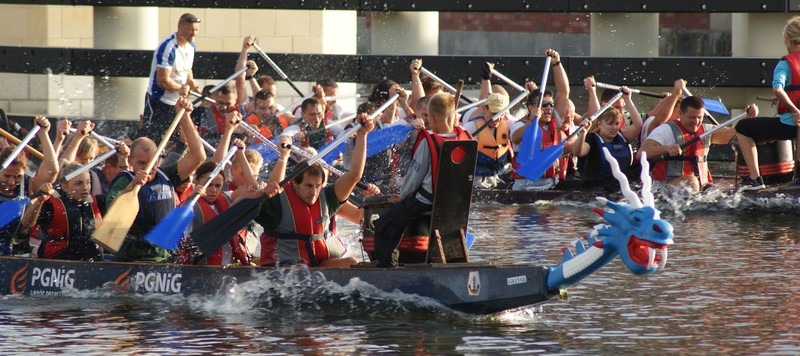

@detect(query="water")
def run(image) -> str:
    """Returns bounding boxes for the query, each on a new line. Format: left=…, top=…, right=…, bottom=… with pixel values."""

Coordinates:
left=2, top=193, right=800, bottom=355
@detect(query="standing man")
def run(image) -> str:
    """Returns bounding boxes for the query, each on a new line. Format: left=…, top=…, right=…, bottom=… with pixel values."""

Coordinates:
left=140, top=13, right=201, bottom=139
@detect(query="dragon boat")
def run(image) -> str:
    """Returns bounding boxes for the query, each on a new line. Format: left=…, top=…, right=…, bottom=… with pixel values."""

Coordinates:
left=0, top=143, right=674, bottom=315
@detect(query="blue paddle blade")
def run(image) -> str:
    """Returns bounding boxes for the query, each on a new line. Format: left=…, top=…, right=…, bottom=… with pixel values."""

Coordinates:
left=367, top=124, right=413, bottom=157
left=516, top=118, right=542, bottom=166
left=145, top=206, right=194, bottom=251
left=0, top=197, right=29, bottom=229
left=465, top=232, right=475, bottom=250
left=516, top=141, right=566, bottom=181
left=248, top=141, right=280, bottom=163
left=702, top=98, right=729, bottom=116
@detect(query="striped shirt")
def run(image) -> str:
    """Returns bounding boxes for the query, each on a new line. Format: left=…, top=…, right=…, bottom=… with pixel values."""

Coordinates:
left=147, top=33, right=195, bottom=105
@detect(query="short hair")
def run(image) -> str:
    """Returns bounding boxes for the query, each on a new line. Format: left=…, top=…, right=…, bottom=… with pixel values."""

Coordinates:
left=415, top=96, right=430, bottom=112
left=254, top=90, right=275, bottom=104
left=301, top=98, right=322, bottom=113
left=428, top=92, right=455, bottom=121
left=195, top=161, right=226, bottom=182
left=179, top=13, right=201, bottom=24
left=0, top=147, right=27, bottom=170
left=294, top=162, right=327, bottom=185
left=421, top=76, right=444, bottom=93
left=130, top=137, right=156, bottom=159
left=316, top=78, right=338, bottom=89
left=357, top=101, right=378, bottom=115
left=201, top=85, right=215, bottom=97
left=104, top=152, right=120, bottom=168
left=76, top=137, right=98, bottom=161
left=527, top=89, right=554, bottom=106
left=257, top=75, right=276, bottom=87
left=217, top=81, right=237, bottom=96
left=680, top=96, right=705, bottom=113
left=59, top=161, right=83, bottom=180
left=601, top=89, right=620, bottom=103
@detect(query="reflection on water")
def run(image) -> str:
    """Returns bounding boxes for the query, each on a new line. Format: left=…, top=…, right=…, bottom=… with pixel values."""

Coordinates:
left=2, top=197, right=800, bottom=354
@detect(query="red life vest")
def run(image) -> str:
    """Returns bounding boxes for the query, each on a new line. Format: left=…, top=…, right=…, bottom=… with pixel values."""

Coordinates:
left=778, top=51, right=800, bottom=115
left=651, top=121, right=712, bottom=186
left=193, top=194, right=250, bottom=266
left=511, top=114, right=567, bottom=180
left=412, top=126, right=473, bottom=194
left=244, top=112, right=290, bottom=142
left=39, top=192, right=102, bottom=259
left=259, top=183, right=344, bottom=267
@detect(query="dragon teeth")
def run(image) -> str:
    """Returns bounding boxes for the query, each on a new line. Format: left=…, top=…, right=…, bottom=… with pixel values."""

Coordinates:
left=659, top=248, right=668, bottom=271
left=648, top=247, right=656, bottom=268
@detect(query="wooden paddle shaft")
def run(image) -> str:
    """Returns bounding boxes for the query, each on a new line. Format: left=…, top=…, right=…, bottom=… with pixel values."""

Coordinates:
left=454, top=80, right=464, bottom=110
left=0, top=127, right=44, bottom=160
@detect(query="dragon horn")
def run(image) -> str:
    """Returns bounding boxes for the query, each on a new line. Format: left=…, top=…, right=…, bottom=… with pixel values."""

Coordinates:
left=640, top=153, right=655, bottom=208
left=602, top=147, right=643, bottom=209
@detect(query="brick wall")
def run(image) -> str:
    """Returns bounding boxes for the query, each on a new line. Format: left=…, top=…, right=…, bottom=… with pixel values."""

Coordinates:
left=439, top=13, right=591, bottom=33
left=659, top=13, right=710, bottom=30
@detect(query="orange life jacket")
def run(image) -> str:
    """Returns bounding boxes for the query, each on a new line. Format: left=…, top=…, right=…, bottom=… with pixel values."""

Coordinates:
left=651, top=122, right=712, bottom=186
left=244, top=112, right=290, bottom=142
left=778, top=51, right=800, bottom=115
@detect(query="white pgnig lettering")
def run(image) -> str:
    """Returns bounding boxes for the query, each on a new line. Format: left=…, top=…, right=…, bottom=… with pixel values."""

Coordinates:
left=133, top=272, right=182, bottom=294
left=506, top=275, right=527, bottom=286
left=31, top=268, right=75, bottom=288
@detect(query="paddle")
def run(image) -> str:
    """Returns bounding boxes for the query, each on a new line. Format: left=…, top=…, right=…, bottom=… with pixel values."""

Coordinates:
left=456, top=98, right=487, bottom=114
left=0, top=127, right=44, bottom=160
left=516, top=92, right=624, bottom=181
left=191, top=118, right=371, bottom=256
left=420, top=67, right=475, bottom=104
left=191, top=67, right=249, bottom=106
left=517, top=56, right=552, bottom=168
left=454, top=79, right=464, bottom=110
left=1, top=125, right=40, bottom=170
left=252, top=42, right=304, bottom=97
left=648, top=111, right=748, bottom=165
left=0, top=148, right=117, bottom=229
left=92, top=108, right=186, bottom=253
left=145, top=146, right=238, bottom=251
left=596, top=82, right=730, bottom=116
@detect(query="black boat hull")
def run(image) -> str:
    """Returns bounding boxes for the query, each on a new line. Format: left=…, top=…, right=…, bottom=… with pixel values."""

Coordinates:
left=0, top=257, right=554, bottom=315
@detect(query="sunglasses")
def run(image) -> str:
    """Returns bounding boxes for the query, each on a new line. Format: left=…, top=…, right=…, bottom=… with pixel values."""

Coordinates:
left=181, top=17, right=202, bottom=24
left=540, top=101, right=555, bottom=108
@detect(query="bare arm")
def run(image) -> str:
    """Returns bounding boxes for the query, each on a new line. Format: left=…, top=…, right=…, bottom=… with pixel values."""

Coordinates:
left=29, top=116, right=59, bottom=194
left=235, top=36, right=257, bottom=106
left=175, top=97, right=207, bottom=181
left=156, top=68, right=183, bottom=92
left=52, top=119, right=71, bottom=158
left=212, top=112, right=240, bottom=164
left=584, top=76, right=600, bottom=116
left=620, top=87, right=643, bottom=143
left=479, top=62, right=494, bottom=100
left=333, top=113, right=374, bottom=202
left=409, top=59, right=423, bottom=110
left=650, top=79, right=686, bottom=136
left=639, top=139, right=680, bottom=160
left=268, top=136, right=292, bottom=184
left=59, top=120, right=94, bottom=163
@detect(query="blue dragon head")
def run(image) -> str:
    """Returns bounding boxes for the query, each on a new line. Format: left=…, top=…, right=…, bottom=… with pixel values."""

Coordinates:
left=547, top=148, right=674, bottom=291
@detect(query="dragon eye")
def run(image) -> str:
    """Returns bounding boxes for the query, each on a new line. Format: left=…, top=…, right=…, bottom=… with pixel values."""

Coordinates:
left=653, top=224, right=662, bottom=233
left=633, top=217, right=641, bottom=223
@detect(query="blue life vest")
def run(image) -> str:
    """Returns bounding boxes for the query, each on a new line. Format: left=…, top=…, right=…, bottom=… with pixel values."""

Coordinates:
left=110, top=169, right=176, bottom=238
left=579, top=132, right=632, bottom=181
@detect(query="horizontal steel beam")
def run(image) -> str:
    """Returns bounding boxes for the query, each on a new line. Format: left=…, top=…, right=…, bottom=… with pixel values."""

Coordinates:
left=0, top=46, right=778, bottom=88
left=0, top=0, right=791, bottom=12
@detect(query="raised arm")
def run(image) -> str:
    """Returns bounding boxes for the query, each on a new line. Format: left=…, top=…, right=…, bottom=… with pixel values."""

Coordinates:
left=29, top=116, right=59, bottom=194
left=52, top=119, right=71, bottom=158
left=59, top=120, right=94, bottom=163
left=620, top=87, right=643, bottom=143
left=479, top=62, right=494, bottom=100
left=268, top=136, right=292, bottom=184
left=334, top=113, right=374, bottom=202
left=547, top=49, right=573, bottom=120
left=584, top=76, right=600, bottom=116
left=212, top=111, right=240, bottom=164
left=409, top=59, right=424, bottom=110
left=175, top=96, right=207, bottom=180
left=235, top=35, right=257, bottom=106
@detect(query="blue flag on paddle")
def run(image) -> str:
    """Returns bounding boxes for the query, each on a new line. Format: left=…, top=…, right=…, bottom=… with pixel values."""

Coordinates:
left=248, top=139, right=281, bottom=163
left=516, top=117, right=542, bottom=168
left=366, top=124, right=413, bottom=157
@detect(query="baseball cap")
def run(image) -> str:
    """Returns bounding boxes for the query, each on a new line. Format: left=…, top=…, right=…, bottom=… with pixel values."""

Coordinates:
left=487, top=93, right=509, bottom=113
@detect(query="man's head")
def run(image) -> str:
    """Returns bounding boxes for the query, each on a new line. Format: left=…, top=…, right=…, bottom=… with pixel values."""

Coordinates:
left=0, top=147, right=26, bottom=196
left=601, top=89, right=626, bottom=112
left=200, top=84, right=215, bottom=107
left=679, top=96, right=706, bottom=134
left=421, top=76, right=444, bottom=97
left=369, top=79, right=398, bottom=104
left=102, top=152, right=126, bottom=183
left=357, top=101, right=379, bottom=121
left=416, top=96, right=430, bottom=125
left=129, top=137, right=159, bottom=179
left=317, top=78, right=338, bottom=98
left=428, top=92, right=456, bottom=134
left=301, top=98, right=324, bottom=128
left=254, top=90, right=277, bottom=122
left=257, top=75, right=277, bottom=96
left=292, top=163, right=328, bottom=205
left=528, top=89, right=555, bottom=123
left=177, top=13, right=201, bottom=44
left=213, top=81, right=238, bottom=114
